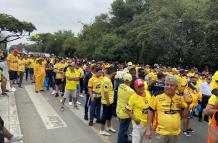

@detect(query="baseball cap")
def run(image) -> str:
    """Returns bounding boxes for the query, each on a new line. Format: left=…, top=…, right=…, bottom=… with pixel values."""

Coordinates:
left=123, top=74, right=132, bottom=82
left=13, top=48, right=19, bottom=53
left=134, top=79, right=144, bottom=88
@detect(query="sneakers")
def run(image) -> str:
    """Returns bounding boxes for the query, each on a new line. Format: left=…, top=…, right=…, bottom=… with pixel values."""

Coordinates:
left=60, top=107, right=64, bottom=112
left=106, top=127, right=116, bottom=133
left=11, top=87, right=16, bottom=92
left=76, top=101, right=81, bottom=105
left=99, top=130, right=111, bottom=136
left=89, top=121, right=93, bottom=126
left=51, top=90, right=56, bottom=95
left=79, top=94, right=84, bottom=98
left=69, top=102, right=73, bottom=106
left=187, top=128, right=194, bottom=133
left=55, top=93, right=59, bottom=97
left=183, top=130, right=191, bottom=136
left=84, top=115, right=88, bottom=121
left=10, top=134, right=23, bottom=142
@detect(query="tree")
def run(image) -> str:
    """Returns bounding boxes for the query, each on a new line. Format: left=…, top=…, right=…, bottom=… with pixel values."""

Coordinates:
left=0, top=13, right=36, bottom=43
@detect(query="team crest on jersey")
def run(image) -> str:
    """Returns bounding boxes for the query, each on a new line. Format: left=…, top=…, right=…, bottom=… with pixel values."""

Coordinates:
left=144, top=100, right=148, bottom=104
left=96, top=84, right=101, bottom=88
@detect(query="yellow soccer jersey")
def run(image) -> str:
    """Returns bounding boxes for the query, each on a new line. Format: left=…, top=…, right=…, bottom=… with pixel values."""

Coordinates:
left=149, top=93, right=187, bottom=135
left=126, top=90, right=151, bottom=126
left=116, top=84, right=135, bottom=119
left=65, top=69, right=77, bottom=90
left=7, top=54, right=18, bottom=71
left=54, top=63, right=66, bottom=79
left=18, top=59, right=26, bottom=72
left=101, top=76, right=114, bottom=104
left=88, top=76, right=102, bottom=98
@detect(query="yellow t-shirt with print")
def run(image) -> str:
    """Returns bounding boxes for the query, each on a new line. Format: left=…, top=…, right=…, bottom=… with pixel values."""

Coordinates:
left=54, top=63, right=66, bottom=79
left=18, top=59, right=26, bottom=72
left=126, top=90, right=151, bottom=126
left=28, top=58, right=35, bottom=69
left=116, top=84, right=135, bottom=119
left=72, top=68, right=81, bottom=85
left=88, top=76, right=102, bottom=98
left=101, top=76, right=114, bottom=104
left=7, top=54, right=18, bottom=71
left=65, top=69, right=77, bottom=90
left=149, top=93, right=187, bottom=135
left=208, top=95, right=218, bottom=106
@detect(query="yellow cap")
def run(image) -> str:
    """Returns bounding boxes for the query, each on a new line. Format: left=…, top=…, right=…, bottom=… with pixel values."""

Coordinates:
left=123, top=74, right=132, bottom=82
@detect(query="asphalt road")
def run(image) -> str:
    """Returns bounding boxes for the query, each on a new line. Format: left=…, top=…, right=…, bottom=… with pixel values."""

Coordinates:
left=14, top=81, right=208, bottom=143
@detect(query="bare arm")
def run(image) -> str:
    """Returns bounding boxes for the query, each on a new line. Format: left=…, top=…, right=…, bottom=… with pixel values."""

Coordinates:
left=104, top=91, right=110, bottom=105
left=125, top=109, right=141, bottom=124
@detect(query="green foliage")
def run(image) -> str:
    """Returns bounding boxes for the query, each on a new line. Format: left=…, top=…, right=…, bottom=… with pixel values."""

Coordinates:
left=0, top=13, right=36, bottom=43
left=13, top=0, right=217, bottom=69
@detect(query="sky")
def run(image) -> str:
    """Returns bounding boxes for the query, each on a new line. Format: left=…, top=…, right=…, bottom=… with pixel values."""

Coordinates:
left=0, top=0, right=113, bottom=46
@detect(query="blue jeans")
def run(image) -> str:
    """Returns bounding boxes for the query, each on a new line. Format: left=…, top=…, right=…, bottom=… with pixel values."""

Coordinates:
left=84, top=93, right=90, bottom=118
left=89, top=97, right=101, bottom=121
left=76, top=84, right=80, bottom=97
left=117, top=118, right=131, bottom=143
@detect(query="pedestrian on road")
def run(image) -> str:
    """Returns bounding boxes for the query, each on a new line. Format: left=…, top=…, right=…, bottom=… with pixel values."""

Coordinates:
left=100, top=67, right=116, bottom=136
left=88, top=66, right=103, bottom=126
left=116, top=73, right=135, bottom=143
left=126, top=79, right=151, bottom=143
left=146, top=76, right=188, bottom=143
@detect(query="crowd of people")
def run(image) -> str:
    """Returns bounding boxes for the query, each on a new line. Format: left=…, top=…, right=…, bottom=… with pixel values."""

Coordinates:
left=0, top=48, right=218, bottom=143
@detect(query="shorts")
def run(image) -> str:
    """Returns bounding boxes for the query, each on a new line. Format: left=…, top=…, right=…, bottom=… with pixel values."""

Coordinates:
left=154, top=134, right=179, bottom=143
left=63, top=89, right=76, bottom=98
left=55, top=79, right=63, bottom=85
left=9, top=71, right=18, bottom=80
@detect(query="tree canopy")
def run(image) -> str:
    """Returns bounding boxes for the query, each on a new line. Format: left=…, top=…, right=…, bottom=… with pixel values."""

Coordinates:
left=0, top=13, right=36, bottom=43
left=12, top=0, right=218, bottom=69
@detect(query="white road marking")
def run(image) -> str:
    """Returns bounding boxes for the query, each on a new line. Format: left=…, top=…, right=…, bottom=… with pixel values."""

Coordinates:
left=24, top=85, right=67, bottom=130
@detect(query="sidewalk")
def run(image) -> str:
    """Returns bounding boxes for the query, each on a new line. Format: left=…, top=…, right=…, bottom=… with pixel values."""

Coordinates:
left=0, top=91, right=23, bottom=143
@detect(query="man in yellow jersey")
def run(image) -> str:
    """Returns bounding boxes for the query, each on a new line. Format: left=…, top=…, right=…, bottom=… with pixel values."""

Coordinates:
left=116, top=74, right=135, bottom=143
left=126, top=79, right=151, bottom=143
left=18, top=55, right=26, bottom=88
left=88, top=67, right=103, bottom=126
left=7, top=49, right=19, bottom=92
left=28, top=55, right=34, bottom=81
left=60, top=63, right=79, bottom=111
left=146, top=76, right=187, bottom=143
left=23, top=55, right=30, bottom=81
left=100, top=67, right=116, bottom=136
left=54, top=58, right=66, bottom=97
left=74, top=63, right=84, bottom=105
